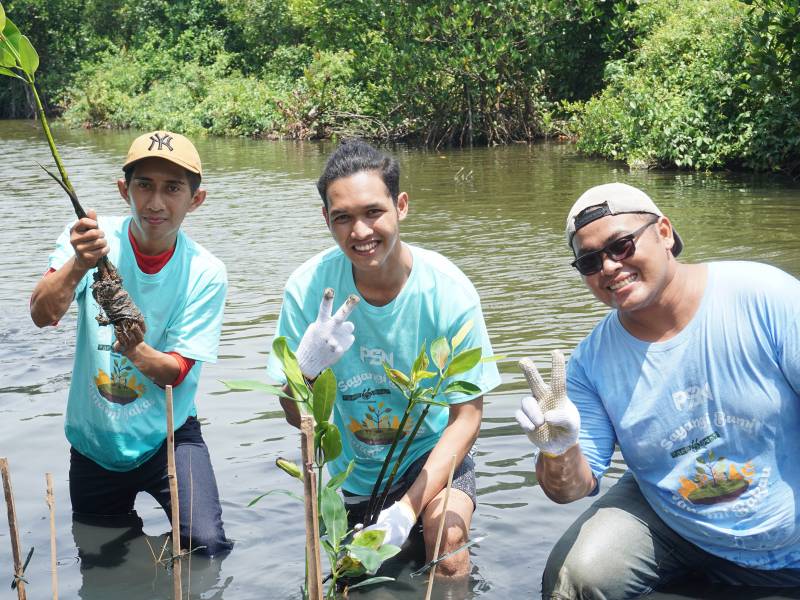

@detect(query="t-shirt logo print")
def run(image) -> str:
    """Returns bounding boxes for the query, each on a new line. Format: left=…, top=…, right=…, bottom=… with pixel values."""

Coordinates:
left=94, top=357, right=145, bottom=405
left=676, top=449, right=754, bottom=505
left=148, top=133, right=174, bottom=152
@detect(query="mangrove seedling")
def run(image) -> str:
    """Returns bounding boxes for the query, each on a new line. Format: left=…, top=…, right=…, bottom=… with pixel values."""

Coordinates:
left=223, top=337, right=400, bottom=598
left=0, top=3, right=145, bottom=341
left=363, top=319, right=489, bottom=526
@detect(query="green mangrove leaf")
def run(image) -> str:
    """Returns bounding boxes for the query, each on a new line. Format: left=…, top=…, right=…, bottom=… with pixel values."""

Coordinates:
left=0, top=4, right=5, bottom=32
left=383, top=363, right=410, bottom=389
left=416, top=370, right=437, bottom=381
left=220, top=379, right=293, bottom=399
left=247, top=488, right=303, bottom=507
left=0, top=65, right=22, bottom=79
left=347, top=576, right=396, bottom=591
left=444, top=380, right=482, bottom=396
left=2, top=17, right=21, bottom=52
left=320, top=423, right=343, bottom=462
left=411, top=342, right=428, bottom=381
left=451, top=319, right=474, bottom=350
left=480, top=354, right=506, bottom=363
left=320, top=486, right=347, bottom=550
left=430, top=336, right=450, bottom=372
left=276, top=457, right=303, bottom=480
left=352, top=528, right=385, bottom=549
left=445, top=347, right=482, bottom=377
left=326, top=459, right=355, bottom=490
left=416, top=397, right=449, bottom=407
left=346, top=545, right=383, bottom=574
left=17, top=34, right=36, bottom=76
left=272, top=337, right=309, bottom=402
left=312, top=368, right=336, bottom=423
left=336, top=554, right=366, bottom=577
left=0, top=46, right=15, bottom=68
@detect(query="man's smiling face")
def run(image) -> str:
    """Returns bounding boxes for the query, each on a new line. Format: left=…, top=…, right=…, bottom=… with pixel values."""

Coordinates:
left=323, top=170, right=408, bottom=276
left=572, top=213, right=676, bottom=313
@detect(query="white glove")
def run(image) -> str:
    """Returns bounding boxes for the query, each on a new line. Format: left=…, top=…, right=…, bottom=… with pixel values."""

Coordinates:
left=515, top=350, right=580, bottom=457
left=363, top=501, right=416, bottom=548
left=296, top=288, right=359, bottom=379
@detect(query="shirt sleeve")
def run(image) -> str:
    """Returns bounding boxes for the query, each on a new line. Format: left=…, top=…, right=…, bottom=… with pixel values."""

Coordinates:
left=772, top=269, right=800, bottom=397
left=48, top=221, right=89, bottom=298
left=567, top=347, right=617, bottom=484
left=165, top=268, right=227, bottom=363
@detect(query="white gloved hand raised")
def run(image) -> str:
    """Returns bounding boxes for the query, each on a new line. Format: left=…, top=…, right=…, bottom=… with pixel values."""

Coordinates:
left=296, top=288, right=359, bottom=379
left=363, top=500, right=416, bottom=548
left=515, top=350, right=580, bottom=457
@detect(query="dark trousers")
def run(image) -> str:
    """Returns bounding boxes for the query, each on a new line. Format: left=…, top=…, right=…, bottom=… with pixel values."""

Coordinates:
left=69, top=416, right=232, bottom=556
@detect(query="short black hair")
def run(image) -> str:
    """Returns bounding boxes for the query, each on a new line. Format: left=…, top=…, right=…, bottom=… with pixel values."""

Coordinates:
left=123, top=163, right=201, bottom=195
left=316, top=140, right=399, bottom=209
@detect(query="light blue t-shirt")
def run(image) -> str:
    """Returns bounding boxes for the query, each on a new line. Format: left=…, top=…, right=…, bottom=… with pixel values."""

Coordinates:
left=50, top=216, right=227, bottom=471
left=267, top=244, right=501, bottom=495
left=568, top=261, right=800, bottom=569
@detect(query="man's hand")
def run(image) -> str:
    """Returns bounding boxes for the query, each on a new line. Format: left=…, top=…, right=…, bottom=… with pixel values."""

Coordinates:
left=363, top=500, right=416, bottom=548
left=70, top=209, right=109, bottom=270
left=295, top=288, right=359, bottom=379
left=515, top=350, right=580, bottom=457
left=112, top=322, right=146, bottom=355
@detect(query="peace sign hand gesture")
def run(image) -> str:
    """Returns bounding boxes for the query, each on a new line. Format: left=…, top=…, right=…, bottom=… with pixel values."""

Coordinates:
left=515, top=350, right=580, bottom=457
left=296, top=288, right=359, bottom=379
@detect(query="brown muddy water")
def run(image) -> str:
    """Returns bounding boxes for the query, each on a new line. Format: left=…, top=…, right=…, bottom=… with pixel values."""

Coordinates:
left=1, top=120, right=799, bottom=599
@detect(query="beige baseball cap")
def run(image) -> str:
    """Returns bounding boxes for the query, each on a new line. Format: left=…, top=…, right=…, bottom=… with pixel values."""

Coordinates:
left=123, top=131, right=202, bottom=177
left=565, top=182, right=683, bottom=257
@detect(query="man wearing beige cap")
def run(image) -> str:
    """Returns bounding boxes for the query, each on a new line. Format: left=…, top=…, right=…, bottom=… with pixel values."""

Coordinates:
left=516, top=183, right=800, bottom=597
left=30, top=131, right=232, bottom=556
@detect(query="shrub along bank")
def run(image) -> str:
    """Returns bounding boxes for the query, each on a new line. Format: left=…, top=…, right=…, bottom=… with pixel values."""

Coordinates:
left=2, top=0, right=797, bottom=174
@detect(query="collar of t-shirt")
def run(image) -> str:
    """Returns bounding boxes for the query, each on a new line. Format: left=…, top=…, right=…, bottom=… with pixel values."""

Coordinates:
left=128, top=226, right=175, bottom=274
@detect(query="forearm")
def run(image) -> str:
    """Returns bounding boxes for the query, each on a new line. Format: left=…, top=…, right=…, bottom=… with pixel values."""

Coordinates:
left=401, top=398, right=482, bottom=517
left=30, top=258, right=88, bottom=327
left=122, top=343, right=180, bottom=388
left=279, top=384, right=302, bottom=428
left=535, top=444, right=597, bottom=503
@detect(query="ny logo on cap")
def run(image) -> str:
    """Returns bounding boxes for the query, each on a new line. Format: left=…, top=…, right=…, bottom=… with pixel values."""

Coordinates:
left=148, top=133, right=174, bottom=152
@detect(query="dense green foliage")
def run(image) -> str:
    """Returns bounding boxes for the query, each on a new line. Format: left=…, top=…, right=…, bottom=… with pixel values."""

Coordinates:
left=1, top=0, right=797, bottom=173
left=573, top=0, right=800, bottom=175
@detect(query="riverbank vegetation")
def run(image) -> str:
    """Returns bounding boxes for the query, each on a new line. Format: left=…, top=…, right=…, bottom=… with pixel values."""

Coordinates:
left=2, top=0, right=797, bottom=174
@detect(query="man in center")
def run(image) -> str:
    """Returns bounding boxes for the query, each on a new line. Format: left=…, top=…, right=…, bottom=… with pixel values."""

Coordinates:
left=266, top=140, right=500, bottom=577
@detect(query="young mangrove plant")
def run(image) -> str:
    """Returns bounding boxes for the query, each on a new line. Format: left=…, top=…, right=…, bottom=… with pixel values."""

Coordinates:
left=223, top=337, right=400, bottom=598
left=363, top=319, right=487, bottom=526
left=0, top=2, right=144, bottom=340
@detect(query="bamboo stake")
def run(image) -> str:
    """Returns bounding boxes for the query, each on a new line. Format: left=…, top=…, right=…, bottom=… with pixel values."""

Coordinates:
left=165, top=386, right=182, bottom=600
left=1, top=458, right=26, bottom=600
left=300, top=416, right=323, bottom=600
left=45, top=473, right=58, bottom=600
left=425, top=454, right=458, bottom=600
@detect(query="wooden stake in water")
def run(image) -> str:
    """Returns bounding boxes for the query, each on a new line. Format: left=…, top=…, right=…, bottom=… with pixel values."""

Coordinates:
left=1, top=457, right=27, bottom=600
left=300, top=416, right=323, bottom=600
left=425, top=454, right=458, bottom=600
left=45, top=473, right=58, bottom=600
left=165, top=385, right=183, bottom=600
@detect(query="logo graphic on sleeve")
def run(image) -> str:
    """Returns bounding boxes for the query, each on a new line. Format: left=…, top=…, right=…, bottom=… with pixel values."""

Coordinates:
left=349, top=401, right=410, bottom=446
left=94, top=357, right=145, bottom=405
left=676, top=450, right=754, bottom=505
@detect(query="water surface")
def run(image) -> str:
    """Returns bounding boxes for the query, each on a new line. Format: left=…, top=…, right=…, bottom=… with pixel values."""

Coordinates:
left=1, top=120, right=798, bottom=599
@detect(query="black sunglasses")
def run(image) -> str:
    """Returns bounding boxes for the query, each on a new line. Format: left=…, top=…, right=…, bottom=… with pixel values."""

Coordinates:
left=571, top=217, right=659, bottom=276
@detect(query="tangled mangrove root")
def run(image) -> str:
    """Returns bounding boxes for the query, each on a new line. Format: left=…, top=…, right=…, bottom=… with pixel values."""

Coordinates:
left=91, top=264, right=146, bottom=339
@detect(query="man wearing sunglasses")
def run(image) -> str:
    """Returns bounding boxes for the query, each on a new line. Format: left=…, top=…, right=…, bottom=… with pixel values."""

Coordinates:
left=516, top=182, right=800, bottom=598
